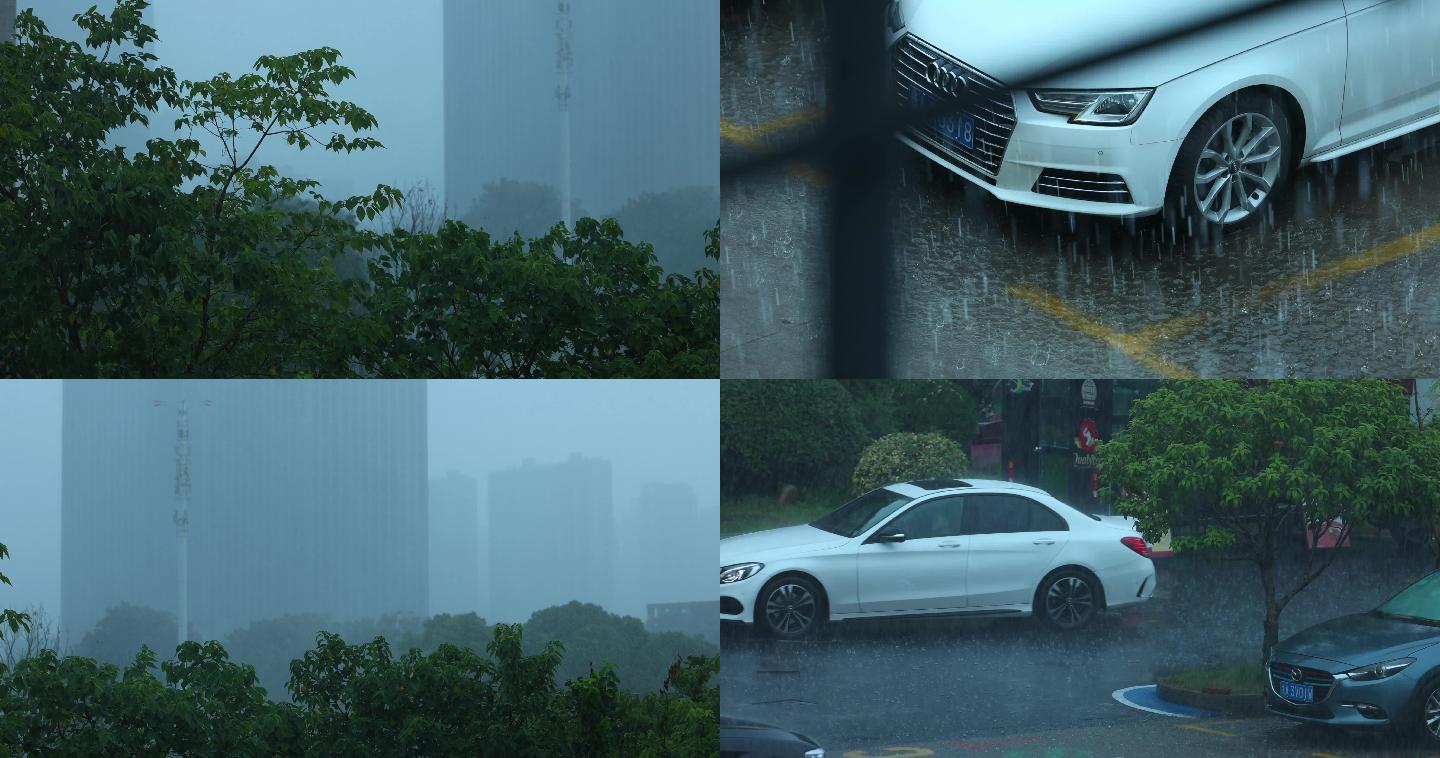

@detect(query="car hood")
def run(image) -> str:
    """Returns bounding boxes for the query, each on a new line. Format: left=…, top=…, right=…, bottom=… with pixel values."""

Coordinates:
left=901, top=0, right=1344, bottom=88
left=1276, top=612, right=1440, bottom=668
left=721, top=524, right=851, bottom=564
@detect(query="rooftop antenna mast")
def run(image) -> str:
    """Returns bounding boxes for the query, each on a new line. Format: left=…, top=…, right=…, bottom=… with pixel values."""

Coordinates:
left=556, top=0, right=573, bottom=231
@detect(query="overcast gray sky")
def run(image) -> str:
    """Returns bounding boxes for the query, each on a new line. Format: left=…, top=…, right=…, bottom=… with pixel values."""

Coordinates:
left=0, top=380, right=718, bottom=623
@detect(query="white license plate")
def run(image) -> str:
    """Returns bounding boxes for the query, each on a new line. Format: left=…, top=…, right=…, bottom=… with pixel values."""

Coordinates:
left=1278, top=680, right=1314, bottom=703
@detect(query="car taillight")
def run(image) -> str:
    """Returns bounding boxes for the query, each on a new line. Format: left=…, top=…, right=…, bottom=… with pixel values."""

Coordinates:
left=1121, top=536, right=1151, bottom=557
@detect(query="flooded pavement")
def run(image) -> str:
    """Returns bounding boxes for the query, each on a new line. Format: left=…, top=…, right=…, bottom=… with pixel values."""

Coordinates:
left=720, top=0, right=1440, bottom=378
left=720, top=543, right=1436, bottom=754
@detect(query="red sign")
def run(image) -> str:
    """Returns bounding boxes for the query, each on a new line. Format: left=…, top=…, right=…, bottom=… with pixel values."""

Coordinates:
left=1075, top=418, right=1100, bottom=454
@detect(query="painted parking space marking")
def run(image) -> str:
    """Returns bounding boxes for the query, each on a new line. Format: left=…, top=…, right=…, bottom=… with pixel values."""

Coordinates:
left=1008, top=285, right=1197, bottom=379
left=842, top=747, right=935, bottom=758
left=1112, top=684, right=1218, bottom=718
left=724, top=109, right=1440, bottom=377
left=1178, top=723, right=1236, bottom=737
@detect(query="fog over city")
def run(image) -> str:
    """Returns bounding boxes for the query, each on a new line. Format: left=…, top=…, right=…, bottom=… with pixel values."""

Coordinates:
left=0, top=380, right=718, bottom=673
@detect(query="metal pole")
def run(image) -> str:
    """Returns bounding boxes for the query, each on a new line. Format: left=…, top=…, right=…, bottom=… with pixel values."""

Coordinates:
left=824, top=0, right=893, bottom=377
left=556, top=0, right=573, bottom=229
left=174, top=400, right=190, bottom=650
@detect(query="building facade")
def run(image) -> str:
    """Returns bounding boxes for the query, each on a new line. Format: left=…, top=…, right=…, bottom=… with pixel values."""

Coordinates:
left=487, top=453, right=612, bottom=622
left=60, top=380, right=428, bottom=643
left=442, top=0, right=718, bottom=218
left=429, top=470, right=483, bottom=616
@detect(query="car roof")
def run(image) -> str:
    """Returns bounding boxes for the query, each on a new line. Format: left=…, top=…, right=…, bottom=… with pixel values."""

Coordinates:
left=885, top=478, right=1050, bottom=499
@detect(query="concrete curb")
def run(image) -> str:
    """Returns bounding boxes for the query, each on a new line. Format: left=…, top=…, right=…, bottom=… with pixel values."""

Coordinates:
left=1156, top=680, right=1265, bottom=717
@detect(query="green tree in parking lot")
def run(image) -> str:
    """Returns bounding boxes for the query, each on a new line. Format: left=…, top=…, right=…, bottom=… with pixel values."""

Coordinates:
left=1096, top=380, right=1440, bottom=665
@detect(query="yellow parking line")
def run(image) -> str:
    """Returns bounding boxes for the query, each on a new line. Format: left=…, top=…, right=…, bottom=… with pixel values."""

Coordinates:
left=1177, top=723, right=1236, bottom=737
left=1008, top=284, right=1197, bottom=378
left=721, top=111, right=828, bottom=186
left=1311, top=752, right=1345, bottom=758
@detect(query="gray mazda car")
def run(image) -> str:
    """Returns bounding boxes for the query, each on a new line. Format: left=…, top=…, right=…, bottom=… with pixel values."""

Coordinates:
left=1267, top=570, right=1440, bottom=743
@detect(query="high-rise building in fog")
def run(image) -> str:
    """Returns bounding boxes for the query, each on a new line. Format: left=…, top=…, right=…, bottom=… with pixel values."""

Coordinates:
left=429, top=470, right=482, bottom=615
left=442, top=0, right=718, bottom=218
left=2, top=0, right=16, bottom=42
left=617, top=482, right=711, bottom=609
left=487, top=453, right=612, bottom=622
left=60, top=381, right=428, bottom=643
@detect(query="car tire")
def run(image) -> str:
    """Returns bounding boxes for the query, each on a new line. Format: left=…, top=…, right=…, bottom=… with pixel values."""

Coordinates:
left=756, top=575, right=825, bottom=640
left=1165, top=90, right=1292, bottom=232
left=1412, top=675, right=1440, bottom=746
left=1034, top=569, right=1101, bottom=631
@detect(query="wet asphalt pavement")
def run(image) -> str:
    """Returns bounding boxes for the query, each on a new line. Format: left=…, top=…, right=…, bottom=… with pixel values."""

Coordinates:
left=720, top=542, right=1438, bottom=756
left=720, top=0, right=1440, bottom=379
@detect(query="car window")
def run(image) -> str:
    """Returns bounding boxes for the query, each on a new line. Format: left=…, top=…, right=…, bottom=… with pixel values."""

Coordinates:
left=962, top=494, right=1069, bottom=535
left=810, top=488, right=916, bottom=538
left=880, top=496, right=965, bottom=540
left=1376, top=571, right=1440, bottom=623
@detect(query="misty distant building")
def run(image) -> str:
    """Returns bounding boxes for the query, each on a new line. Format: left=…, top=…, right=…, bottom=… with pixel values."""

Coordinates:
left=646, top=601, right=716, bottom=644
left=442, top=0, right=718, bottom=217
left=2, top=0, right=16, bottom=42
left=429, top=470, right=483, bottom=615
left=488, top=453, right=613, bottom=622
left=60, top=380, right=428, bottom=643
left=616, top=482, right=712, bottom=615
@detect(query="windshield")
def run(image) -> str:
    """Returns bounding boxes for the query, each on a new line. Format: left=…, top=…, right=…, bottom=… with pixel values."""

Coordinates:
left=1376, top=571, right=1440, bottom=624
left=810, top=489, right=915, bottom=538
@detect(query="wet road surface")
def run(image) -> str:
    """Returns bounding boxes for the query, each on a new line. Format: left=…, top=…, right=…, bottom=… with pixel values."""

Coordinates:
left=720, top=543, right=1436, bottom=755
left=720, top=0, right=1440, bottom=378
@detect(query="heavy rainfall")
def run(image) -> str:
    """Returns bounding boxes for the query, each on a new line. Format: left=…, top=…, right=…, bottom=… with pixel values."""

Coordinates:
left=720, top=0, right=1440, bottom=379
left=0, top=379, right=719, bottom=753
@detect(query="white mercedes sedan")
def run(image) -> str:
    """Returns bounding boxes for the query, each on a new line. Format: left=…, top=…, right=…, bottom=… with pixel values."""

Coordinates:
left=889, top=0, right=1440, bottom=227
left=719, top=479, right=1156, bottom=639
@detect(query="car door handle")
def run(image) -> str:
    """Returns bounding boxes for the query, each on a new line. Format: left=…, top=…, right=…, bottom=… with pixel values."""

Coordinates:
left=938, top=543, right=963, bottom=549
left=1033, top=539, right=1056, bottom=545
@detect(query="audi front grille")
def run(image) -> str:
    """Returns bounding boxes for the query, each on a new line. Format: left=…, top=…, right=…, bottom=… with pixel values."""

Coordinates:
left=893, top=33, right=1016, bottom=185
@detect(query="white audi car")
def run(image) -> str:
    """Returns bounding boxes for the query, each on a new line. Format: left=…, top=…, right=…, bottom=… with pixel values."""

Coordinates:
left=890, top=0, right=1440, bottom=226
left=720, top=479, right=1156, bottom=639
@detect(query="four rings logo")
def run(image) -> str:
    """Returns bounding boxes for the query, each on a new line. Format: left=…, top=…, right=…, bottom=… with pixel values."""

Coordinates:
left=924, top=58, right=969, bottom=97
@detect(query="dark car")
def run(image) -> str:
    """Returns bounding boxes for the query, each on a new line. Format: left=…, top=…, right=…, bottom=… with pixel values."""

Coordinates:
left=720, top=715, right=825, bottom=758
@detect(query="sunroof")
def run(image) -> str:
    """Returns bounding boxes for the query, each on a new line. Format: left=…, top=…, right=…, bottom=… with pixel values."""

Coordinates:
left=910, top=478, right=970, bottom=491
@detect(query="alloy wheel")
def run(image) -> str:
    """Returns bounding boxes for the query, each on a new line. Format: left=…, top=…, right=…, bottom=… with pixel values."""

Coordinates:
left=1045, top=575, right=1094, bottom=629
left=1193, top=111, right=1283, bottom=225
left=765, top=582, right=816, bottom=636
left=1425, top=687, right=1440, bottom=739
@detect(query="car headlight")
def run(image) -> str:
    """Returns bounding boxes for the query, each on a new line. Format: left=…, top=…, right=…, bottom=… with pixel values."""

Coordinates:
left=1030, top=89, right=1154, bottom=126
left=1338, top=657, right=1415, bottom=681
left=720, top=562, right=764, bottom=584
left=805, top=749, right=825, bottom=758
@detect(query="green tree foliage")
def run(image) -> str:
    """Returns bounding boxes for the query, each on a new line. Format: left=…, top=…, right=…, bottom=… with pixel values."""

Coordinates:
left=0, top=1, right=717, bottom=378
left=522, top=602, right=714, bottom=692
left=842, top=380, right=980, bottom=443
left=852, top=432, right=969, bottom=495
left=73, top=603, right=178, bottom=667
left=355, top=219, right=718, bottom=378
left=0, top=541, right=29, bottom=639
left=1097, top=380, right=1440, bottom=664
left=0, top=627, right=718, bottom=756
left=721, top=380, right=870, bottom=493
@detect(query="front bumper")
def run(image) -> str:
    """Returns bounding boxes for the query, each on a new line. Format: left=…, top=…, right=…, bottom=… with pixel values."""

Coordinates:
left=897, top=96, right=1181, bottom=218
left=1264, top=655, right=1417, bottom=728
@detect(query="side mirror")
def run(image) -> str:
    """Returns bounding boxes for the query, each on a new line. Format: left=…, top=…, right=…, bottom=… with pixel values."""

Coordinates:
left=871, top=527, right=907, bottom=543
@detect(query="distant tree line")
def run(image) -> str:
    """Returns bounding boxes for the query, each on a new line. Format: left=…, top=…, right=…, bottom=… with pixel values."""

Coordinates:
left=721, top=380, right=986, bottom=497
left=0, top=2, right=717, bottom=378
left=62, top=600, right=715, bottom=701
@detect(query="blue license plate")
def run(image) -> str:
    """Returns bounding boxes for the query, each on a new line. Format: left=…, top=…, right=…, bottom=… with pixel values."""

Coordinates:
left=1278, top=681, right=1314, bottom=703
left=910, top=87, right=975, bottom=149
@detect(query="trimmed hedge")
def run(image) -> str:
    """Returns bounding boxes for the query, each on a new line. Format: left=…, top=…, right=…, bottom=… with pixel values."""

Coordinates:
left=721, top=380, right=869, bottom=493
left=853, top=432, right=969, bottom=495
